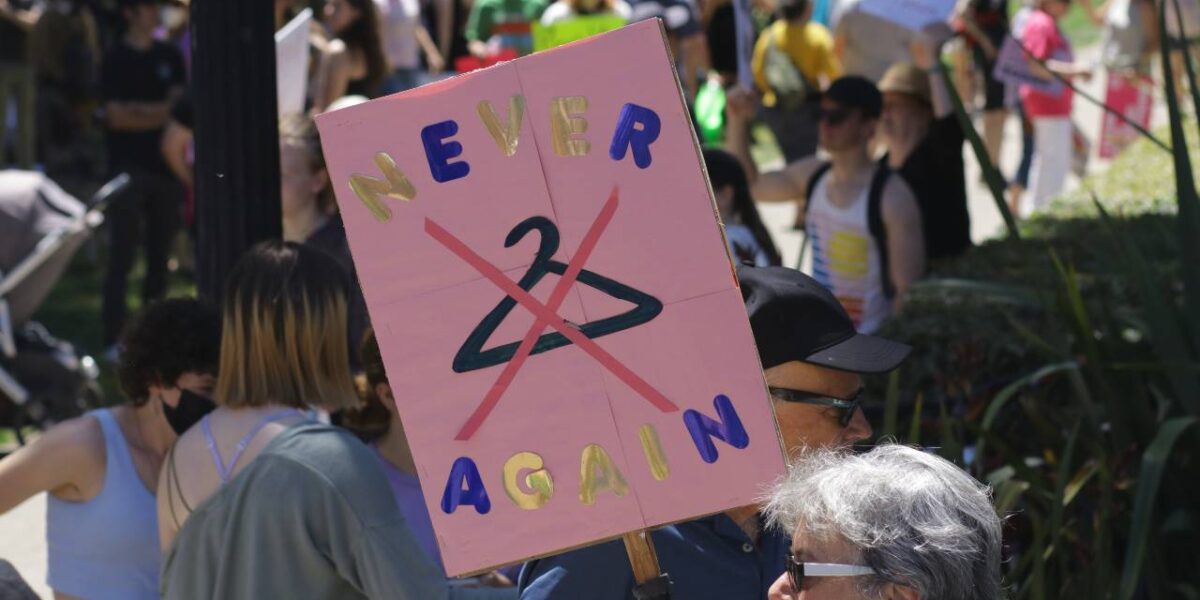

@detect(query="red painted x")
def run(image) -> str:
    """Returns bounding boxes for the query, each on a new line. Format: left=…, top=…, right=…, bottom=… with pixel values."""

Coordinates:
left=424, top=187, right=679, bottom=441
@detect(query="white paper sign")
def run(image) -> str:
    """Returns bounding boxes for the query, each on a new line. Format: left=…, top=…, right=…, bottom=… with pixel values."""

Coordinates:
left=275, top=8, right=312, bottom=118
left=856, top=0, right=955, bottom=32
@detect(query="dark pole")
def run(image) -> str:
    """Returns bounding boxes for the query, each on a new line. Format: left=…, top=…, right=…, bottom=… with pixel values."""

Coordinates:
left=190, top=0, right=282, bottom=299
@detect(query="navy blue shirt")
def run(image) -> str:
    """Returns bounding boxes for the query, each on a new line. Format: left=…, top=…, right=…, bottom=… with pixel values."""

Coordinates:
left=517, top=514, right=789, bottom=600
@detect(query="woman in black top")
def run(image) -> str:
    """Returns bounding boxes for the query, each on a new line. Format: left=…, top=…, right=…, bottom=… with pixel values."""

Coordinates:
left=877, top=27, right=972, bottom=261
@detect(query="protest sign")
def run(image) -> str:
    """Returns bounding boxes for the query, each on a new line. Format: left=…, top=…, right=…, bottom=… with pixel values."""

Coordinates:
left=857, top=0, right=954, bottom=31
left=532, top=15, right=627, bottom=51
left=274, top=8, right=312, bottom=118
left=992, top=36, right=1064, bottom=95
left=315, top=20, right=785, bottom=577
left=1099, top=73, right=1153, bottom=159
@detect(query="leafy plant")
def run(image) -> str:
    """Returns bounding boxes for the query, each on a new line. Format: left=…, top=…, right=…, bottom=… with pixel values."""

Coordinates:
left=873, top=27, right=1200, bottom=597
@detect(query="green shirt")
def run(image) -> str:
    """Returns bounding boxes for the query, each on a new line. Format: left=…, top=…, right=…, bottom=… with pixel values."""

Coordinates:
left=161, top=424, right=453, bottom=600
left=465, top=0, right=549, bottom=55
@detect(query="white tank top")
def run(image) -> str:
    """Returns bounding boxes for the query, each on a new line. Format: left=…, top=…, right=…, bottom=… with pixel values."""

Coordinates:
left=807, top=172, right=891, bottom=333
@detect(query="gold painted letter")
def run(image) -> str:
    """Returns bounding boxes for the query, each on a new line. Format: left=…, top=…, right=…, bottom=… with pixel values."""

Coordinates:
left=550, top=96, right=590, bottom=157
left=477, top=95, right=525, bottom=157
left=579, top=443, right=629, bottom=505
left=638, top=424, right=670, bottom=481
left=348, top=152, right=417, bottom=222
left=502, top=451, right=554, bottom=510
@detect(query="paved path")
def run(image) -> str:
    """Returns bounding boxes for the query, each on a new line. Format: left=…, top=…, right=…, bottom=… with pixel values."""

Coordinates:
left=0, top=493, right=49, bottom=598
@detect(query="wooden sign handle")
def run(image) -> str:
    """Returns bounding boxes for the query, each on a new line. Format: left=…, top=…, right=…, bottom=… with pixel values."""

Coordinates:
left=622, top=530, right=663, bottom=584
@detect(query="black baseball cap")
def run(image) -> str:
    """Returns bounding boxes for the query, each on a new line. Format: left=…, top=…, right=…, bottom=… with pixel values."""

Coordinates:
left=823, top=76, right=883, bottom=119
left=738, top=265, right=911, bottom=374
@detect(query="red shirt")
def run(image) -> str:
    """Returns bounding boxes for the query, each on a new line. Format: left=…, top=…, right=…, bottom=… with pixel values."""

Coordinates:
left=1019, top=9, right=1074, bottom=117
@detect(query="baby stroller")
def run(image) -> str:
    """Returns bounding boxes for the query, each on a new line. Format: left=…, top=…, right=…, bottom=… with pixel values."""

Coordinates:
left=0, top=170, right=127, bottom=445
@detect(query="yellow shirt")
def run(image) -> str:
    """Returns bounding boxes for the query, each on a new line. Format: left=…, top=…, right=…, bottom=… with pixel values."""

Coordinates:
left=751, top=20, right=842, bottom=107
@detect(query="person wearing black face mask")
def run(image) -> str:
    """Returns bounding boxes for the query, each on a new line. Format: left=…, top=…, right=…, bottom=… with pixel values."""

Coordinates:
left=0, top=298, right=219, bottom=600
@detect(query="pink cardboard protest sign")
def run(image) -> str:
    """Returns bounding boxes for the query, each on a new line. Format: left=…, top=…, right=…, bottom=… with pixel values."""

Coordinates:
left=1099, top=73, right=1153, bottom=159
left=315, top=20, right=785, bottom=577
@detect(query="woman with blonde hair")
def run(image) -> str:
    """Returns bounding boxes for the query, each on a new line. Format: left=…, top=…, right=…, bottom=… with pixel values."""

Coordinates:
left=157, top=241, right=455, bottom=599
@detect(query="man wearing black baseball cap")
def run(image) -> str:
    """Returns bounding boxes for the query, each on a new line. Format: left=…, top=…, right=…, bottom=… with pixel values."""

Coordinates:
left=740, top=263, right=909, bottom=455
left=518, top=264, right=911, bottom=600
left=726, top=75, right=926, bottom=335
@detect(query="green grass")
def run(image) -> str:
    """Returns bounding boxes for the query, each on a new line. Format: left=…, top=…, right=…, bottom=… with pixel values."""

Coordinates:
left=1056, top=120, right=1198, bottom=216
left=24, top=247, right=196, bottom=407
left=1059, top=2, right=1103, bottom=47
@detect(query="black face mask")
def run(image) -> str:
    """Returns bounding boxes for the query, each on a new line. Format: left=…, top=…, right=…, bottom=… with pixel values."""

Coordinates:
left=162, top=389, right=217, bottom=435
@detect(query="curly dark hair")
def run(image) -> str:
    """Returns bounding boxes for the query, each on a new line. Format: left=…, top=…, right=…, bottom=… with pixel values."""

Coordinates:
left=339, top=327, right=392, bottom=441
left=116, top=298, right=221, bottom=405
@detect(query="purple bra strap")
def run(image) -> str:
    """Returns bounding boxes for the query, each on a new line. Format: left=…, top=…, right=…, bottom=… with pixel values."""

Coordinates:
left=200, top=410, right=304, bottom=484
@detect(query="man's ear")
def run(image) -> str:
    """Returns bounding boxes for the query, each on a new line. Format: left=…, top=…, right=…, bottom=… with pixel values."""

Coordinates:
left=881, top=582, right=920, bottom=600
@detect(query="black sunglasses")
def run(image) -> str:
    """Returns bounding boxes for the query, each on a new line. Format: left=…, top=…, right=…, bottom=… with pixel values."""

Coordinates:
left=768, top=387, right=863, bottom=427
left=786, top=553, right=878, bottom=590
left=817, top=106, right=853, bottom=126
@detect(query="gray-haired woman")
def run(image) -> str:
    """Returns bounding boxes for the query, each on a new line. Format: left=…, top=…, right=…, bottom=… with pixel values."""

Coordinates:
left=762, top=444, right=1003, bottom=600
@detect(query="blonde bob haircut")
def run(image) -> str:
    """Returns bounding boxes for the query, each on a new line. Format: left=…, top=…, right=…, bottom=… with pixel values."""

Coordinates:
left=215, top=241, right=358, bottom=411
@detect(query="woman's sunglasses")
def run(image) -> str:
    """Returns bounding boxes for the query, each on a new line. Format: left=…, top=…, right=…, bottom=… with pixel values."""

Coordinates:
left=786, top=554, right=878, bottom=590
left=768, top=387, right=864, bottom=428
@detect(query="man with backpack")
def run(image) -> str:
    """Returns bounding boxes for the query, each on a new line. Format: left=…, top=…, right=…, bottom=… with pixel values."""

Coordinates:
left=726, top=76, right=925, bottom=334
left=750, top=0, right=840, bottom=162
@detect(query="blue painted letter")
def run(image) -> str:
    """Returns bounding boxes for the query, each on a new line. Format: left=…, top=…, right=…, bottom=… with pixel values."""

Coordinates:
left=422, top=120, right=471, bottom=182
left=608, top=103, right=661, bottom=169
left=441, top=456, right=491, bottom=514
left=683, top=394, right=749, bottom=464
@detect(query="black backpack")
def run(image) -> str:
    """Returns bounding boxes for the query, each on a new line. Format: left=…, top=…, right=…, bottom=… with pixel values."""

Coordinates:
left=803, top=162, right=897, bottom=300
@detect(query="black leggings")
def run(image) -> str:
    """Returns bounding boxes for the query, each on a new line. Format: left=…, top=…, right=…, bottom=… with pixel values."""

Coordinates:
left=101, top=169, right=182, bottom=346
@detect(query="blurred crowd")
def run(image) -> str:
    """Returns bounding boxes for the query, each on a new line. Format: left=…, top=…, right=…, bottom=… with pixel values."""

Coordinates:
left=0, top=0, right=1199, bottom=597
left=2, top=0, right=1197, bottom=345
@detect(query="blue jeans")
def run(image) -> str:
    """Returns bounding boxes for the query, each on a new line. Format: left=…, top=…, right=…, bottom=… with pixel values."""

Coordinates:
left=381, top=68, right=421, bottom=95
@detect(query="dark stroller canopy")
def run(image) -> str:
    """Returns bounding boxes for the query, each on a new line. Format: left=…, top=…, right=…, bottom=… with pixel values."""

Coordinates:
left=0, top=171, right=87, bottom=326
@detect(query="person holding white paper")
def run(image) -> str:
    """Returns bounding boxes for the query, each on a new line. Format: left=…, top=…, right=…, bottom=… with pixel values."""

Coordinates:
left=1019, top=0, right=1092, bottom=216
